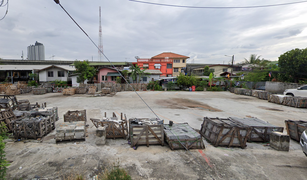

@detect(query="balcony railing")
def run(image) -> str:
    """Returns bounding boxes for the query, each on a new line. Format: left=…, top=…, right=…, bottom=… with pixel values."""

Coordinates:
left=137, top=59, right=173, bottom=63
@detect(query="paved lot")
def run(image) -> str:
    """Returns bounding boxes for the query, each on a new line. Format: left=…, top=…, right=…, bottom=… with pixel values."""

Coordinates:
left=5, top=91, right=307, bottom=179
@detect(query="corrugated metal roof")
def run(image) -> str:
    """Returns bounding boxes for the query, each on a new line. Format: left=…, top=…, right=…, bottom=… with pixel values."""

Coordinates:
left=127, top=69, right=162, bottom=75
left=0, top=65, right=75, bottom=71
left=152, top=52, right=189, bottom=59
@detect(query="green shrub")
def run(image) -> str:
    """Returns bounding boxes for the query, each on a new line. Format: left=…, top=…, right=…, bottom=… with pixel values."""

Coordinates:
left=195, top=87, right=204, bottom=91
left=207, top=86, right=222, bottom=91
left=147, top=81, right=162, bottom=90
left=167, top=81, right=175, bottom=90
left=28, top=80, right=38, bottom=87
left=0, top=122, right=9, bottom=179
left=100, top=167, right=131, bottom=180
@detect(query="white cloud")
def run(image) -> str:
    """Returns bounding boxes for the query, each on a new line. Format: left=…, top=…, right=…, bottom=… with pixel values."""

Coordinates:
left=0, top=0, right=307, bottom=64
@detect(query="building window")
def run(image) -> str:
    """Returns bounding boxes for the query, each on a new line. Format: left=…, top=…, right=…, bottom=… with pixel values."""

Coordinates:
left=111, top=76, right=117, bottom=81
left=143, top=64, right=149, bottom=68
left=174, top=68, right=179, bottom=72
left=174, top=59, right=180, bottom=63
left=167, top=64, right=172, bottom=69
left=209, top=68, right=215, bottom=72
left=223, top=68, right=228, bottom=72
left=182, top=59, right=185, bottom=63
left=102, top=75, right=106, bottom=81
left=48, top=71, right=53, bottom=77
left=154, top=64, right=161, bottom=69
left=58, top=71, right=65, bottom=77
left=142, top=77, right=147, bottom=82
left=167, top=74, right=172, bottom=77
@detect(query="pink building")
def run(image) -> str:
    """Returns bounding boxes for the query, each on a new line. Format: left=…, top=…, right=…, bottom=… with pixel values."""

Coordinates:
left=97, top=67, right=121, bottom=83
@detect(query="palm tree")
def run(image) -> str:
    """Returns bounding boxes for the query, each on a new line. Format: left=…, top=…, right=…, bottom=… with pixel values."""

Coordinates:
left=129, top=65, right=148, bottom=83
left=243, top=54, right=261, bottom=65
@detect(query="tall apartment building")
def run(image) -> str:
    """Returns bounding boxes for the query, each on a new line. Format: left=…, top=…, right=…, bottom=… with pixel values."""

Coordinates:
left=27, top=41, right=45, bottom=60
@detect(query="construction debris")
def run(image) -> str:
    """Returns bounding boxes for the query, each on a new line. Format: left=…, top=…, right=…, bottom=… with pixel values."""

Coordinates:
left=129, top=118, right=164, bottom=147
left=285, top=120, right=307, bottom=142
left=164, top=123, right=205, bottom=150
left=90, top=112, right=128, bottom=139
left=95, top=126, right=107, bottom=145
left=200, top=117, right=251, bottom=148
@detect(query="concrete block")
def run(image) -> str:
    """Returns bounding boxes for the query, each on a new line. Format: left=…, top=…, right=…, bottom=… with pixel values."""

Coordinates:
left=95, top=138, right=106, bottom=145
left=96, top=127, right=106, bottom=137
left=270, top=132, right=290, bottom=151
left=65, top=132, right=74, bottom=140
left=96, top=127, right=106, bottom=145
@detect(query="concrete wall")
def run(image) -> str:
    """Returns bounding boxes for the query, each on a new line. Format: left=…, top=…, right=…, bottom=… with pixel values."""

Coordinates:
left=265, top=82, right=299, bottom=94
left=71, top=76, right=88, bottom=87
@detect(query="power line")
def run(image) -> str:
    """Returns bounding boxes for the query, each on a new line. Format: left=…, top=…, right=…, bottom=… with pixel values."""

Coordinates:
left=0, top=0, right=9, bottom=21
left=53, top=0, right=161, bottom=120
left=129, top=0, right=307, bottom=9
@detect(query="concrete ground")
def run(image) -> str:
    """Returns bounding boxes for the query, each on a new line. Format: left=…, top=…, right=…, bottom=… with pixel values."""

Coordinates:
left=4, top=91, right=307, bottom=180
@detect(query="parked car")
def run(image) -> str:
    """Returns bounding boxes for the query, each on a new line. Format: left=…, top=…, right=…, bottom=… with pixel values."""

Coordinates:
left=300, top=129, right=307, bottom=156
left=283, top=85, right=307, bottom=97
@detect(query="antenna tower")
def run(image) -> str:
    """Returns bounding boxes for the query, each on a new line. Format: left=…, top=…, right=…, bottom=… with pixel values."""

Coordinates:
left=98, top=6, right=103, bottom=61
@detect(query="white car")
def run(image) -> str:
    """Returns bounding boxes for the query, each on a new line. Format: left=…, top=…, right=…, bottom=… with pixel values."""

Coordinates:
left=283, top=85, right=307, bottom=97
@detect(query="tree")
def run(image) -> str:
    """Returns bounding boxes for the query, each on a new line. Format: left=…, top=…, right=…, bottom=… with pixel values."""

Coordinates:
left=73, top=60, right=96, bottom=83
left=243, top=54, right=261, bottom=65
left=203, top=66, right=213, bottom=76
left=278, top=48, right=307, bottom=83
left=177, top=73, right=197, bottom=89
left=129, top=65, right=148, bottom=83
left=209, top=72, right=213, bottom=88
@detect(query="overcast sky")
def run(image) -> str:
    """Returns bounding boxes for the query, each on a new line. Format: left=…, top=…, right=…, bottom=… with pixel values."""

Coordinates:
left=1, top=0, right=307, bottom=64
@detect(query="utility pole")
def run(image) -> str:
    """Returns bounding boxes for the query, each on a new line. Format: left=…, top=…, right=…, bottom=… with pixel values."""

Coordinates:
left=98, top=6, right=103, bottom=61
left=231, top=55, right=234, bottom=76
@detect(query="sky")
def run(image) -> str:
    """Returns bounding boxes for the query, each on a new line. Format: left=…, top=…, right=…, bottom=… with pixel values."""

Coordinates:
left=1, top=0, right=307, bottom=64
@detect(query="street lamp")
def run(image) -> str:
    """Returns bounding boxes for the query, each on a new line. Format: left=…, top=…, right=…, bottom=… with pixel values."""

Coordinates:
left=225, top=55, right=234, bottom=76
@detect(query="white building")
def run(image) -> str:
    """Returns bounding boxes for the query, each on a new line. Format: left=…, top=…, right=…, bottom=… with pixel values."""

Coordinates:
left=38, top=65, right=75, bottom=82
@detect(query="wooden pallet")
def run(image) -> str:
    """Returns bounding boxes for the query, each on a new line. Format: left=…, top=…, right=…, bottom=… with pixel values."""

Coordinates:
left=129, top=118, right=164, bottom=147
left=285, top=120, right=307, bottom=142
left=0, top=108, right=17, bottom=131
left=90, top=112, right=128, bottom=139
left=12, top=113, right=56, bottom=139
left=230, top=117, right=284, bottom=142
left=64, top=110, right=87, bottom=124
left=200, top=117, right=251, bottom=148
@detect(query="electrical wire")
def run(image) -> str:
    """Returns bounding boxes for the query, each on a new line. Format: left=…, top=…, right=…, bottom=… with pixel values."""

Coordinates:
left=129, top=0, right=307, bottom=9
left=53, top=0, right=161, bottom=120
left=0, top=0, right=9, bottom=21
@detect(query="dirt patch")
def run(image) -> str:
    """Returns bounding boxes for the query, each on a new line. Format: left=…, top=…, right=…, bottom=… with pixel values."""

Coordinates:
left=258, top=106, right=283, bottom=111
left=156, top=98, right=222, bottom=112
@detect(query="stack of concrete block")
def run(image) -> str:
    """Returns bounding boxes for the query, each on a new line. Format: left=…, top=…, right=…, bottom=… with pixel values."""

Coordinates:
left=164, top=123, right=204, bottom=150
left=95, top=127, right=107, bottom=145
left=56, top=121, right=85, bottom=142
left=270, top=132, right=290, bottom=151
left=101, top=88, right=111, bottom=94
